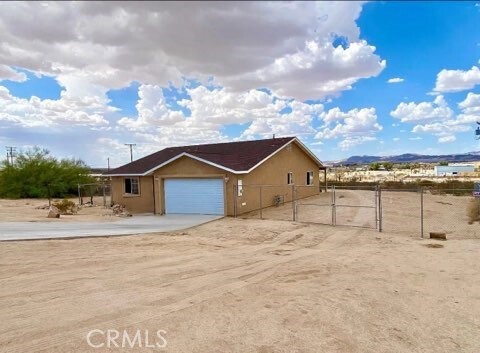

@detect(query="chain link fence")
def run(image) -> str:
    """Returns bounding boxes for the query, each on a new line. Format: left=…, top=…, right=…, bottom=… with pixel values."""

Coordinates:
left=234, top=184, right=378, bottom=229
left=77, top=183, right=112, bottom=207
left=234, top=184, right=480, bottom=239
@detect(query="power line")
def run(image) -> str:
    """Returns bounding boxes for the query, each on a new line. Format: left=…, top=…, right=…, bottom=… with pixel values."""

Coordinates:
left=124, top=143, right=136, bottom=162
left=5, top=146, right=16, bottom=165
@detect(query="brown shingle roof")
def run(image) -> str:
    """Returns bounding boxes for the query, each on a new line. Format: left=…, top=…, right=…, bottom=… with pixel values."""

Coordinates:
left=104, top=137, right=320, bottom=175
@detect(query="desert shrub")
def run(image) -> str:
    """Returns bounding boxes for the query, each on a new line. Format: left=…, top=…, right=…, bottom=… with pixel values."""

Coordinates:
left=0, top=147, right=94, bottom=199
left=53, top=199, right=78, bottom=215
left=466, top=198, right=480, bottom=224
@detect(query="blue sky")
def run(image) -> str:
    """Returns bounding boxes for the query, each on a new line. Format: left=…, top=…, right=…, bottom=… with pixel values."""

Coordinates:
left=0, top=1, right=480, bottom=167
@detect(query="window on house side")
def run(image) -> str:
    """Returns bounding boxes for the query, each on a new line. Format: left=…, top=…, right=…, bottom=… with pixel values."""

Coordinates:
left=124, top=177, right=140, bottom=195
left=287, top=172, right=293, bottom=185
left=306, top=171, right=314, bottom=186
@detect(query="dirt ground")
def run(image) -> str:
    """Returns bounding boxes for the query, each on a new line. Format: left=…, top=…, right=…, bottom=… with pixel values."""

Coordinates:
left=0, top=217, right=479, bottom=353
left=0, top=197, right=116, bottom=222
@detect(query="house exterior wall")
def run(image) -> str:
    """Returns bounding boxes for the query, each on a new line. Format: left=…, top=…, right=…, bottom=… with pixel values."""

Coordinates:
left=110, top=141, right=321, bottom=216
left=232, top=142, right=320, bottom=215
left=111, top=175, right=155, bottom=213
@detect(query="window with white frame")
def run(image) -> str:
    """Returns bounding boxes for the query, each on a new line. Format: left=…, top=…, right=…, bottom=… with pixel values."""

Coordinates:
left=287, top=172, right=293, bottom=185
left=306, top=171, right=314, bottom=186
left=124, top=177, right=140, bottom=195
left=237, top=179, right=243, bottom=197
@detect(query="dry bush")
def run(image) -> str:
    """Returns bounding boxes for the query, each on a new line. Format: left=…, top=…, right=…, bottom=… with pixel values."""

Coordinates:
left=466, top=198, right=480, bottom=224
left=52, top=199, right=78, bottom=215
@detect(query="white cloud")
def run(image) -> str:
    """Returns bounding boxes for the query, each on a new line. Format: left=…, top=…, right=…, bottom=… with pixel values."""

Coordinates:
left=456, top=92, right=480, bottom=127
left=315, top=107, right=382, bottom=150
left=117, top=83, right=324, bottom=144
left=433, top=66, right=480, bottom=93
left=408, top=137, right=422, bottom=141
left=0, top=85, right=111, bottom=128
left=458, top=92, right=480, bottom=114
left=118, top=84, right=184, bottom=131
left=241, top=100, right=324, bottom=139
left=0, top=65, right=27, bottom=82
left=181, top=86, right=286, bottom=125
left=393, top=137, right=400, bottom=141
left=391, top=94, right=480, bottom=144
left=0, top=2, right=385, bottom=100
left=227, top=39, right=386, bottom=100
left=387, top=77, right=404, bottom=84
left=410, top=119, right=469, bottom=144
left=118, top=85, right=232, bottom=155
left=438, top=135, right=456, bottom=143
left=390, top=95, right=453, bottom=123
left=338, top=136, right=376, bottom=150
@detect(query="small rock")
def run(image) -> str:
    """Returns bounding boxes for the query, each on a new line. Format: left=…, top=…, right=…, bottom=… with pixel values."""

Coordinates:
left=47, top=206, right=60, bottom=218
left=112, top=204, right=131, bottom=217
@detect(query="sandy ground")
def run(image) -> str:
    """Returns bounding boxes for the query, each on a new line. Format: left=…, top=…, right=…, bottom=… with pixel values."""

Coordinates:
left=0, top=197, right=117, bottom=222
left=0, top=217, right=479, bottom=353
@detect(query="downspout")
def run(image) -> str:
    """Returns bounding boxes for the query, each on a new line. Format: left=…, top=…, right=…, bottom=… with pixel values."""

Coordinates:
left=152, top=175, right=156, bottom=214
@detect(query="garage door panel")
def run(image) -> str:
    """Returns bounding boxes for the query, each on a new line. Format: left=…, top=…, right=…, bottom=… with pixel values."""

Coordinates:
left=165, top=178, right=224, bottom=215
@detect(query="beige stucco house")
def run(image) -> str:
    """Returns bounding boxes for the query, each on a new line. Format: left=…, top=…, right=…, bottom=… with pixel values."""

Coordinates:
left=104, top=137, right=324, bottom=216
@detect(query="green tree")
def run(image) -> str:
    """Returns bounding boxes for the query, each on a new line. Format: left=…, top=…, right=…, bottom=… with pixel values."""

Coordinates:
left=382, top=162, right=394, bottom=171
left=369, top=162, right=381, bottom=171
left=0, top=147, right=93, bottom=199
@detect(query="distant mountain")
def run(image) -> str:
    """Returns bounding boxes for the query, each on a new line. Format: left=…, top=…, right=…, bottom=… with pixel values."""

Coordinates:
left=335, top=152, right=480, bottom=165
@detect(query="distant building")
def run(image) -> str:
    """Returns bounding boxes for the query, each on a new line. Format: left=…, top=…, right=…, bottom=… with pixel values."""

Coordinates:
left=434, top=164, right=475, bottom=176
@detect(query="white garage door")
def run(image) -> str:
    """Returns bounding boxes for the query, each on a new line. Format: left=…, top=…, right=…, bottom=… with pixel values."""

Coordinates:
left=164, top=178, right=224, bottom=215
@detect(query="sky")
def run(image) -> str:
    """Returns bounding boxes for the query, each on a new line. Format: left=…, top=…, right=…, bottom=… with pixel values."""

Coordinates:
left=1, top=1, right=480, bottom=167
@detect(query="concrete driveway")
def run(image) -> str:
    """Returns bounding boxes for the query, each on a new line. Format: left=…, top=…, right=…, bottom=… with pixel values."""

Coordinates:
left=0, top=214, right=222, bottom=241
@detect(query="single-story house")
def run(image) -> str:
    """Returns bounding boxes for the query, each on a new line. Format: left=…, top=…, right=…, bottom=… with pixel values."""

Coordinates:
left=104, top=137, right=324, bottom=216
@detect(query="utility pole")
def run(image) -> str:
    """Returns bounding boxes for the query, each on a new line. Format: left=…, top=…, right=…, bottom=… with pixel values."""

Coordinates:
left=107, top=157, right=110, bottom=172
left=5, top=146, right=16, bottom=165
left=124, top=143, right=136, bottom=162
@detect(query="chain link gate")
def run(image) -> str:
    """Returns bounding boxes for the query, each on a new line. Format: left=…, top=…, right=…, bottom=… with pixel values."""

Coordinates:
left=234, top=184, right=380, bottom=230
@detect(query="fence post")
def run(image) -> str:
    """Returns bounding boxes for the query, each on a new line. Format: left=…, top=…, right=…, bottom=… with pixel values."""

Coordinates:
left=78, top=184, right=81, bottom=206
left=375, top=185, right=378, bottom=230
left=292, top=184, right=297, bottom=221
left=259, top=185, right=263, bottom=219
left=89, top=185, right=94, bottom=205
left=420, top=187, right=424, bottom=238
left=233, top=184, right=238, bottom=218
left=378, top=187, right=382, bottom=232
left=102, top=184, right=106, bottom=207
left=332, top=185, right=336, bottom=226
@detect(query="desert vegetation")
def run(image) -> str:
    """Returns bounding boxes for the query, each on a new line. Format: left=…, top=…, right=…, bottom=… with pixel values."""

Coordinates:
left=0, top=147, right=93, bottom=199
